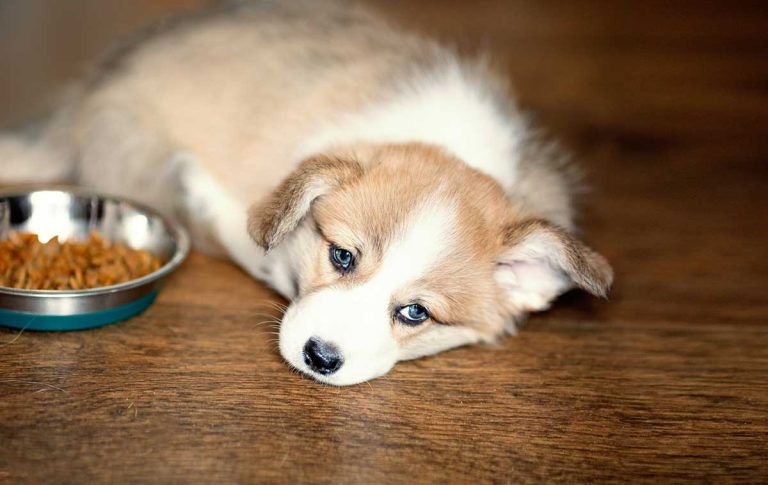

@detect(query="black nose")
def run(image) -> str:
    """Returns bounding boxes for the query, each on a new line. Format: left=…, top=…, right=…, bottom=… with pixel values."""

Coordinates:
left=303, top=337, right=343, bottom=375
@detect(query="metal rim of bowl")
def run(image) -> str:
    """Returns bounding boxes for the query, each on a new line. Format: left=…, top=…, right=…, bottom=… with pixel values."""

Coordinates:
left=0, top=185, right=191, bottom=300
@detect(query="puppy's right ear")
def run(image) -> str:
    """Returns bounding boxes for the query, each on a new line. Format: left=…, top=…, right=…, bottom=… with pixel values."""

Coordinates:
left=496, top=219, right=613, bottom=312
left=248, top=156, right=363, bottom=250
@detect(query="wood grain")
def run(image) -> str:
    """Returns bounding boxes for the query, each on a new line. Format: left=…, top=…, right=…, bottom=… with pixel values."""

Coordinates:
left=1, top=0, right=767, bottom=482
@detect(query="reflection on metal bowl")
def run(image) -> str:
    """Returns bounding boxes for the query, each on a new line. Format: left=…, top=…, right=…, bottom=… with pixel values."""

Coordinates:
left=0, top=188, right=189, bottom=331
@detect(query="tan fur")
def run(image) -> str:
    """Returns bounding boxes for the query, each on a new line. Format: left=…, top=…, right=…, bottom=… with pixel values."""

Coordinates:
left=250, top=143, right=529, bottom=341
left=248, top=142, right=612, bottom=345
left=249, top=156, right=364, bottom=250
left=317, top=144, right=513, bottom=342
left=502, top=219, right=614, bottom=297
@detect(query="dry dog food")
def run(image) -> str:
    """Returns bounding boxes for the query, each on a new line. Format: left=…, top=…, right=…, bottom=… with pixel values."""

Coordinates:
left=0, top=231, right=163, bottom=290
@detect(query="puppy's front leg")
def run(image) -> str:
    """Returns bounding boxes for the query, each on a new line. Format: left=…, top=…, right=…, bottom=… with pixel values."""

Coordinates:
left=173, top=154, right=299, bottom=299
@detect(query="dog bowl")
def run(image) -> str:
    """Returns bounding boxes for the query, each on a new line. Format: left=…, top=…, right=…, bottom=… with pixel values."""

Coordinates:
left=0, top=188, right=189, bottom=331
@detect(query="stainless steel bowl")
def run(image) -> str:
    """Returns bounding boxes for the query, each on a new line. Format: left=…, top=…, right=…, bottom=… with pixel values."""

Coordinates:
left=0, top=188, right=190, bottom=331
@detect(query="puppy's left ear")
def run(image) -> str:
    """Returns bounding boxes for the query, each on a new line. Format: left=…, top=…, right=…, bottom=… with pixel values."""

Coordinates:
left=495, top=219, right=613, bottom=312
left=248, top=156, right=363, bottom=250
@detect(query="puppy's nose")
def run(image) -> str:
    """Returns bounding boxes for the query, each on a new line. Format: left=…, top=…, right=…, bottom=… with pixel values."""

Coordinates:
left=303, top=337, right=343, bottom=375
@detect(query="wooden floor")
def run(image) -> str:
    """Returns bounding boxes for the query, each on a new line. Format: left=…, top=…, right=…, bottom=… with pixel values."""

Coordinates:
left=2, top=0, right=767, bottom=482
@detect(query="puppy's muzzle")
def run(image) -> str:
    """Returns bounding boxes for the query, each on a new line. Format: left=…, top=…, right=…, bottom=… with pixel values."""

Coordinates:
left=303, top=337, right=343, bottom=375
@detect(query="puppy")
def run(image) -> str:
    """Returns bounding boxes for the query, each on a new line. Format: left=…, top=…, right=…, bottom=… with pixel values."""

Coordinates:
left=0, top=0, right=612, bottom=385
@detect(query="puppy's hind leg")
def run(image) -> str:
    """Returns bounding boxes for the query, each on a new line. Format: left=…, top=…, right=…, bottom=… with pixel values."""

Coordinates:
left=75, top=103, right=178, bottom=211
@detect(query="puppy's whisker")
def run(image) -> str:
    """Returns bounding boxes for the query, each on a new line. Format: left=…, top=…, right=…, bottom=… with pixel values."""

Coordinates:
left=251, top=317, right=280, bottom=323
left=249, top=302, right=288, bottom=315
left=271, top=303, right=289, bottom=313
left=252, top=320, right=283, bottom=330
left=249, top=311, right=283, bottom=319
left=256, top=300, right=289, bottom=313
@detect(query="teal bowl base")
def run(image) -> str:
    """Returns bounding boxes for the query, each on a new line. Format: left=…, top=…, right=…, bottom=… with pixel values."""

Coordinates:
left=0, top=291, right=158, bottom=331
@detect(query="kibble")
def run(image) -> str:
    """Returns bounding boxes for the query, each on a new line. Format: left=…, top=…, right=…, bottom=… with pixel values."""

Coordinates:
left=0, top=231, right=163, bottom=290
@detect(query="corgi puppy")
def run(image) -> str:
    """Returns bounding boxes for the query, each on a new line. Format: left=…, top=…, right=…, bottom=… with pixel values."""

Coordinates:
left=0, top=0, right=612, bottom=385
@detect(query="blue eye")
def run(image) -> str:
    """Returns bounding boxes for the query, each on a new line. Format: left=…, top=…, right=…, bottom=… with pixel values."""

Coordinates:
left=397, top=304, right=430, bottom=326
left=330, top=245, right=354, bottom=272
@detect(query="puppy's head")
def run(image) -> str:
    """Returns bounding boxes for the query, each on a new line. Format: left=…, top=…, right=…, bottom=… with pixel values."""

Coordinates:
left=249, top=144, right=612, bottom=385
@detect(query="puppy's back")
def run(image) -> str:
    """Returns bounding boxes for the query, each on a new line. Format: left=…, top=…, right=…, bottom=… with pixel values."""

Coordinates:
left=77, top=1, right=444, bottom=202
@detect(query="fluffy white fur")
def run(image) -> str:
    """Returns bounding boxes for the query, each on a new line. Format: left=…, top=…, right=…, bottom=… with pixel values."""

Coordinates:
left=296, top=63, right=526, bottom=194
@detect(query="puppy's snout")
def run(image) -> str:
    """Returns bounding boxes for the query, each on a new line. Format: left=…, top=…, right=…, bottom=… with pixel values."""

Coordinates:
left=303, top=337, right=343, bottom=375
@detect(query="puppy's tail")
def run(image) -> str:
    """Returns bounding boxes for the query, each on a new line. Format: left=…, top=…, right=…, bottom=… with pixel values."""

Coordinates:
left=0, top=110, right=77, bottom=184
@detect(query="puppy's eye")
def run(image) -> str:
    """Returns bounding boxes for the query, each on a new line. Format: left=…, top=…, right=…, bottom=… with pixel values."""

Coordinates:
left=397, top=304, right=430, bottom=326
left=329, top=245, right=355, bottom=272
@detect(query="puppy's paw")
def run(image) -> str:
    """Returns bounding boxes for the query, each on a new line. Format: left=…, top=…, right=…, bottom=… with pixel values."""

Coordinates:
left=168, top=152, right=227, bottom=255
left=169, top=153, right=214, bottom=214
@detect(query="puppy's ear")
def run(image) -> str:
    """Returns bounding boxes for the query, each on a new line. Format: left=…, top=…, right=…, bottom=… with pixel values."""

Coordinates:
left=495, top=219, right=613, bottom=312
left=248, top=156, right=363, bottom=250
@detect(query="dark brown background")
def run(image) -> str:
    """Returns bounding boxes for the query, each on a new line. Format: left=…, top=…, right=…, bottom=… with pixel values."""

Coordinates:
left=1, top=0, right=767, bottom=482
